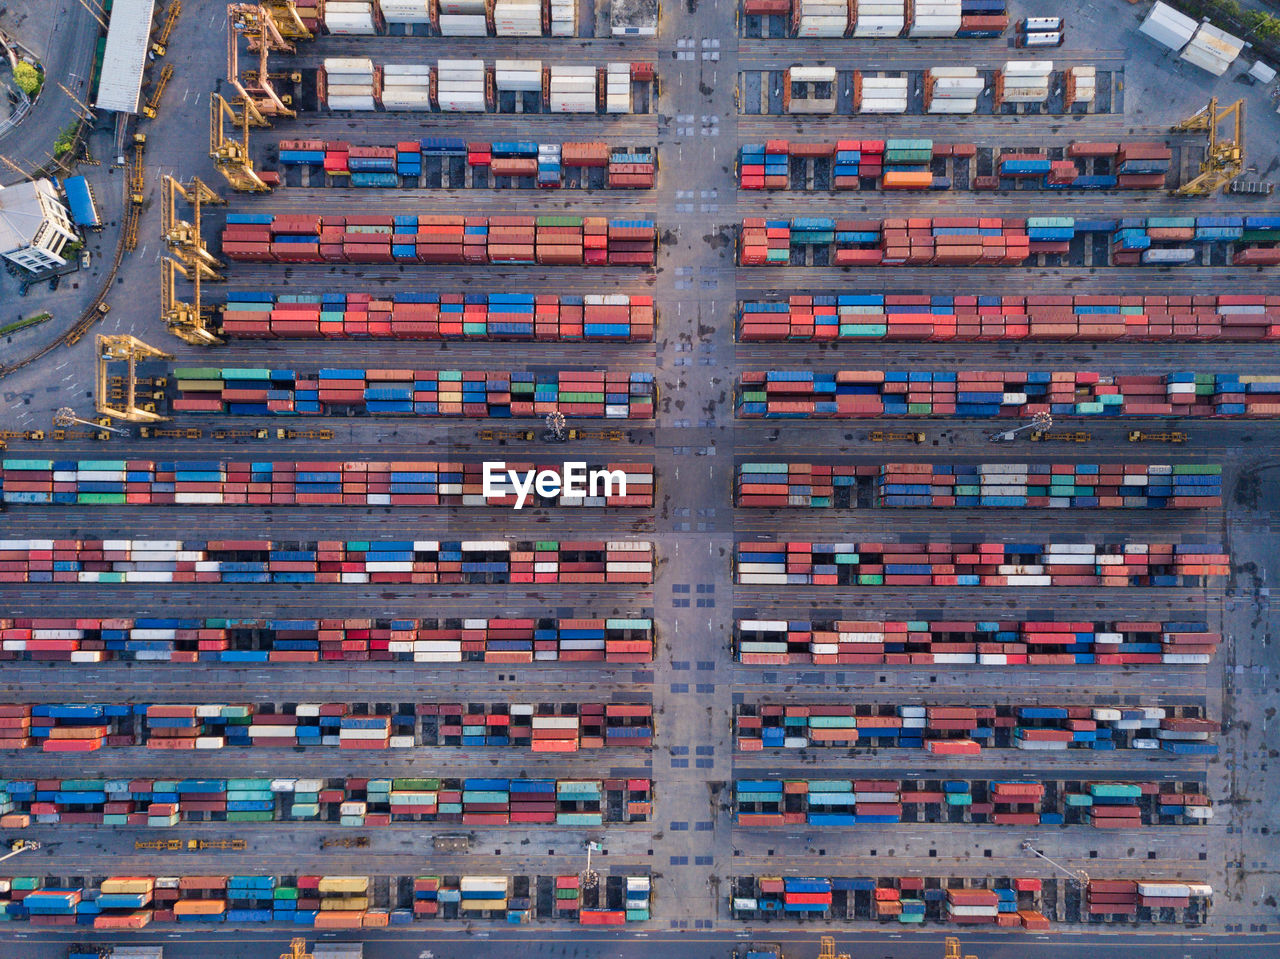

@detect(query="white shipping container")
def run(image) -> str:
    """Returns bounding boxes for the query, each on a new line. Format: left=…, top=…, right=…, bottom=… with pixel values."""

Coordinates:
left=380, top=0, right=431, bottom=21
left=797, top=17, right=847, bottom=36
left=1139, top=3, right=1196, bottom=52
left=1002, top=60, right=1054, bottom=76
left=373, top=92, right=432, bottom=109
left=384, top=64, right=432, bottom=77
left=909, top=15, right=960, bottom=37
left=927, top=98, right=977, bottom=113
left=1179, top=42, right=1233, bottom=76
left=854, top=21, right=905, bottom=38
left=326, top=85, right=375, bottom=98
left=860, top=98, right=908, bottom=113
left=1137, top=882, right=1191, bottom=897
left=496, top=71, right=542, bottom=91
left=324, top=15, right=377, bottom=35
left=739, top=572, right=790, bottom=585
left=739, top=642, right=788, bottom=653
left=327, top=96, right=378, bottom=111
left=933, top=77, right=984, bottom=95
left=790, top=66, right=837, bottom=83
left=741, top=619, right=787, bottom=631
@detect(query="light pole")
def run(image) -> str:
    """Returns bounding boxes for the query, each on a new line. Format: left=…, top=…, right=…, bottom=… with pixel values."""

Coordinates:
left=581, top=839, right=601, bottom=892
left=544, top=410, right=567, bottom=443
left=54, top=407, right=129, bottom=436
left=987, top=411, right=1052, bottom=442
left=1021, top=839, right=1089, bottom=889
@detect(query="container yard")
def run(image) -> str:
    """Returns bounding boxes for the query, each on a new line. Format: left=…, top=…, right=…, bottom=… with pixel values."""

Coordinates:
left=2, top=0, right=1279, bottom=955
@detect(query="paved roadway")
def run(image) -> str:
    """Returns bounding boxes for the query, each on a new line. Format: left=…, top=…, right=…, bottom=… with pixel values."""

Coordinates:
left=3, top=929, right=1278, bottom=959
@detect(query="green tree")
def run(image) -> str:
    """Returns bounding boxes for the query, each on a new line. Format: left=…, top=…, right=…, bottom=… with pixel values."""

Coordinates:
left=12, top=61, right=42, bottom=97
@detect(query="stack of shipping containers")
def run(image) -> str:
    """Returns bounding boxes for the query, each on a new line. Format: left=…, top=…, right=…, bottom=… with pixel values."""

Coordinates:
left=726, top=0, right=1242, bottom=930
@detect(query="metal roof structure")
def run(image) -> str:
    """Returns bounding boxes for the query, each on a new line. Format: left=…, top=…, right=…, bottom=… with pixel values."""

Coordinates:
left=94, top=0, right=156, bottom=114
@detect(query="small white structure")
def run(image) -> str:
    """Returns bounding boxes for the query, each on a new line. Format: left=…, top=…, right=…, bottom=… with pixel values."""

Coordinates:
left=1138, top=1, right=1197, bottom=52
left=0, top=179, right=78, bottom=271
left=1248, top=60, right=1277, bottom=84
left=1180, top=21, right=1245, bottom=76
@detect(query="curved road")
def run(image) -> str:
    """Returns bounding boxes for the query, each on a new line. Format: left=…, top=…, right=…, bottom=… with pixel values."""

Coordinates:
left=0, top=0, right=100, bottom=176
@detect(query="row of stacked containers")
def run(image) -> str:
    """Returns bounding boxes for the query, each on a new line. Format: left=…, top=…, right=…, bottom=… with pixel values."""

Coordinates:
left=0, top=873, right=653, bottom=927
left=323, top=0, right=578, bottom=37
left=736, top=370, right=1280, bottom=417
left=0, top=775, right=652, bottom=826
left=0, top=616, right=654, bottom=664
left=733, top=702, right=1219, bottom=754
left=219, top=292, right=656, bottom=341
left=167, top=368, right=656, bottom=418
left=734, top=541, right=1229, bottom=587
left=0, top=459, right=655, bottom=507
left=0, top=539, right=656, bottom=585
left=732, top=618, right=1219, bottom=667
left=0, top=702, right=653, bottom=752
left=221, top=213, right=657, bottom=266
left=742, top=0, right=1009, bottom=36
left=738, top=293, right=1280, bottom=341
left=739, top=139, right=1167, bottom=191
left=730, top=876, right=1209, bottom=926
left=735, top=462, right=1222, bottom=508
left=773, top=63, right=1094, bottom=115
left=319, top=58, right=648, bottom=114
left=732, top=778, right=1211, bottom=826
left=58, top=4, right=676, bottom=938
left=278, top=138, right=656, bottom=188
left=730, top=2, right=1224, bottom=929
left=738, top=214, right=1280, bottom=266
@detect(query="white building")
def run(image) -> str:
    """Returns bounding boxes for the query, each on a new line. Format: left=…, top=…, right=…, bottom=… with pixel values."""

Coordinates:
left=0, top=179, right=78, bottom=271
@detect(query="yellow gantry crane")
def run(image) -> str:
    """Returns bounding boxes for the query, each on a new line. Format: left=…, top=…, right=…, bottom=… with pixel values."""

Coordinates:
left=152, top=0, right=181, bottom=56
left=162, top=174, right=224, bottom=277
left=123, top=140, right=146, bottom=251
left=227, top=3, right=296, bottom=120
left=160, top=174, right=224, bottom=345
left=162, top=258, right=221, bottom=346
left=95, top=334, right=173, bottom=422
left=142, top=63, right=174, bottom=119
left=210, top=92, right=272, bottom=191
left=1171, top=97, right=1245, bottom=196
left=944, top=936, right=978, bottom=959
left=280, top=938, right=314, bottom=959
left=261, top=0, right=313, bottom=41
left=817, top=937, right=849, bottom=959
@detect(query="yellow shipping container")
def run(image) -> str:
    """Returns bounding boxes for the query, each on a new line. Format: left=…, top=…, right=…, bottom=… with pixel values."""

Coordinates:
left=317, top=876, right=369, bottom=894
left=101, top=878, right=156, bottom=894
left=460, top=899, right=508, bottom=911
left=321, top=897, right=370, bottom=910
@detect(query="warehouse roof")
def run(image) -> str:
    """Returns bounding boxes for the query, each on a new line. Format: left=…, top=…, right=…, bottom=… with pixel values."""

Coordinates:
left=0, top=180, right=55, bottom=254
left=94, top=0, right=156, bottom=113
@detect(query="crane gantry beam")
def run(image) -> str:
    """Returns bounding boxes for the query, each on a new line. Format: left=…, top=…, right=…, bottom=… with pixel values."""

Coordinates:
left=161, top=174, right=224, bottom=276
left=1172, top=97, right=1245, bottom=197
left=162, top=257, right=222, bottom=346
left=227, top=3, right=296, bottom=120
left=210, top=92, right=272, bottom=191
left=96, top=335, right=173, bottom=422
